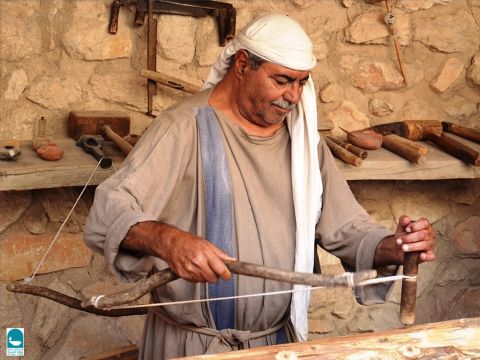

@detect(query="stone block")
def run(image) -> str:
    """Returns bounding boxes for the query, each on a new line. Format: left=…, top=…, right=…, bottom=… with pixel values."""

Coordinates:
left=414, top=8, right=480, bottom=53
left=345, top=10, right=409, bottom=46
left=39, top=189, right=89, bottom=234
left=450, top=216, right=480, bottom=256
left=390, top=193, right=450, bottom=225
left=0, top=191, right=32, bottom=234
left=32, top=279, right=75, bottom=348
left=467, top=51, right=480, bottom=87
left=327, top=100, right=371, bottom=138
left=308, top=315, right=336, bottom=334
left=3, top=68, right=29, bottom=100
left=347, top=310, right=375, bottom=333
left=319, top=83, right=344, bottom=103
left=62, top=1, right=132, bottom=60
left=23, top=201, right=48, bottom=235
left=90, top=72, right=146, bottom=111
left=397, top=0, right=453, bottom=11
left=443, top=95, right=477, bottom=118
left=158, top=15, right=196, bottom=65
left=26, top=74, right=83, bottom=110
left=452, top=289, right=480, bottom=319
left=0, top=232, right=92, bottom=281
left=0, top=1, right=42, bottom=61
left=340, top=55, right=404, bottom=92
left=42, top=315, right=133, bottom=360
left=430, top=57, right=464, bottom=93
left=369, top=98, right=394, bottom=117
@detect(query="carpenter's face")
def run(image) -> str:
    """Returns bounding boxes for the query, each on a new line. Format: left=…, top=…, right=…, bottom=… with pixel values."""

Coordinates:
left=237, top=60, right=310, bottom=127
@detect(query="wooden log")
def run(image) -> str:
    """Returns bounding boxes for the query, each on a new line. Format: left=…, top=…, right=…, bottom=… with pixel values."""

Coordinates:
left=442, top=121, right=480, bottom=144
left=179, top=317, right=480, bottom=359
left=326, top=136, right=368, bottom=159
left=81, top=344, right=138, bottom=360
left=324, top=137, right=363, bottom=167
left=424, top=132, right=480, bottom=166
left=382, top=134, right=427, bottom=165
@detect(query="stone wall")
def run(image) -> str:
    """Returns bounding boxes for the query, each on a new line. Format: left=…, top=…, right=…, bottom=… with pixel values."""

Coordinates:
left=0, top=0, right=479, bottom=359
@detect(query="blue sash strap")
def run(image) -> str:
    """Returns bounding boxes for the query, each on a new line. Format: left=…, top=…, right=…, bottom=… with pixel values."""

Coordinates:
left=196, top=106, right=237, bottom=330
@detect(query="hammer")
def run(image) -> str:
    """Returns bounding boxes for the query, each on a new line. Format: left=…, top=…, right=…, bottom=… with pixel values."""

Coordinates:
left=68, top=110, right=133, bottom=160
left=77, top=135, right=112, bottom=169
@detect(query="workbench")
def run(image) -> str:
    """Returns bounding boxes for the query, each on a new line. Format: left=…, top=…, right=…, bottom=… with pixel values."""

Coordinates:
left=178, top=317, right=480, bottom=360
left=0, top=139, right=123, bottom=191
left=0, top=135, right=479, bottom=191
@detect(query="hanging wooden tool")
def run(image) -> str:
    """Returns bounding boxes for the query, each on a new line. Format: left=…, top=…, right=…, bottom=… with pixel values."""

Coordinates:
left=146, top=0, right=157, bottom=117
left=384, top=0, right=408, bottom=86
left=140, top=69, right=201, bottom=94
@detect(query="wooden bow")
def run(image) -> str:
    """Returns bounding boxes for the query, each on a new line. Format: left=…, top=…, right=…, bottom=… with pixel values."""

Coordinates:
left=7, top=260, right=377, bottom=316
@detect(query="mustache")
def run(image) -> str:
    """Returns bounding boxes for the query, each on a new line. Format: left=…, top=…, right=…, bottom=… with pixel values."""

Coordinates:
left=271, top=98, right=295, bottom=110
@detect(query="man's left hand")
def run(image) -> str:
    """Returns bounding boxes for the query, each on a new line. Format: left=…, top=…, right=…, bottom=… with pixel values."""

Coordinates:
left=395, top=215, right=436, bottom=263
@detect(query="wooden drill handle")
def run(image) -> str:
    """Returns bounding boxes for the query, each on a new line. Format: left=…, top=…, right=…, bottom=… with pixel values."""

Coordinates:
left=425, top=132, right=480, bottom=166
left=400, top=251, right=420, bottom=325
left=101, top=125, right=133, bottom=156
left=382, top=134, right=427, bottom=165
left=442, top=121, right=480, bottom=144
left=325, top=137, right=363, bottom=167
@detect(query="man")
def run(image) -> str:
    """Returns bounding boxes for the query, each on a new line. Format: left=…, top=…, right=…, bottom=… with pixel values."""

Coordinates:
left=84, top=14, right=435, bottom=359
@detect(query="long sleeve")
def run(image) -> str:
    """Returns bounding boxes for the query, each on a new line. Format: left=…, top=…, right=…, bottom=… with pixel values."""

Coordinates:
left=315, top=138, right=395, bottom=304
left=84, top=102, right=200, bottom=282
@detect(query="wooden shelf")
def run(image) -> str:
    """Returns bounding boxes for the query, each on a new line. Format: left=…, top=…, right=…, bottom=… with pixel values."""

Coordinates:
left=0, top=139, right=124, bottom=191
left=1, top=135, right=479, bottom=191
left=337, top=134, right=480, bottom=180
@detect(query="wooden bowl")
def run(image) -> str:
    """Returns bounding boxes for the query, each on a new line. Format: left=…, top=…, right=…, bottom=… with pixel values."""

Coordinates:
left=347, top=130, right=383, bottom=150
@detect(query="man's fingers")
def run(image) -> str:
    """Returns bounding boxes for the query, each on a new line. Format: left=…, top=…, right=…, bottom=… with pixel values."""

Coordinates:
left=420, top=250, right=435, bottom=262
left=405, top=218, right=430, bottom=233
left=398, top=215, right=412, bottom=228
left=208, top=257, right=232, bottom=281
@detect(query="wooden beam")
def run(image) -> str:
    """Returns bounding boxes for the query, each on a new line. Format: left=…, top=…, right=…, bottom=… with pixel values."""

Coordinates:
left=81, top=344, right=138, bottom=360
left=178, top=317, right=480, bottom=359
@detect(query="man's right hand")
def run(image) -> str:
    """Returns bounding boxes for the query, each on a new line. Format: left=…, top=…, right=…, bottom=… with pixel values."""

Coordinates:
left=122, top=221, right=235, bottom=283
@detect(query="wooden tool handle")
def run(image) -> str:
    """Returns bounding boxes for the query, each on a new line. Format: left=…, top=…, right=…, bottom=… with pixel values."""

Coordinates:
left=442, top=122, right=480, bottom=144
left=400, top=251, right=420, bottom=325
left=382, top=134, right=427, bottom=165
left=101, top=125, right=133, bottom=156
left=325, top=137, right=362, bottom=167
left=425, top=132, right=480, bottom=167
left=140, top=69, right=201, bottom=94
left=327, top=136, right=368, bottom=159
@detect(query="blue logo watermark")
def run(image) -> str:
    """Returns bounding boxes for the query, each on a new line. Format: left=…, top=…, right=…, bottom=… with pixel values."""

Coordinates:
left=6, top=328, right=24, bottom=356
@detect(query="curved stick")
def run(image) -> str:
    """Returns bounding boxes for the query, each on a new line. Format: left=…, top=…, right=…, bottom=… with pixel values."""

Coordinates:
left=6, top=282, right=147, bottom=317
left=83, top=260, right=377, bottom=309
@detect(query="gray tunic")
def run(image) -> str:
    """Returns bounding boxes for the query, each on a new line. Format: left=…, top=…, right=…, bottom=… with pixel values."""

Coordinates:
left=84, top=89, right=392, bottom=359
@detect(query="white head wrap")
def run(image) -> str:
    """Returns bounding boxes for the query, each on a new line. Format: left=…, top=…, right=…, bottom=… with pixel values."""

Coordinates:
left=203, top=13, right=323, bottom=341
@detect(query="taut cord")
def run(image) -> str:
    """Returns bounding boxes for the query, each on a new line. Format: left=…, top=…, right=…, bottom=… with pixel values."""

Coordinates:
left=24, top=158, right=114, bottom=285
left=90, top=274, right=415, bottom=310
